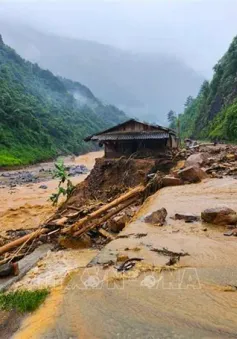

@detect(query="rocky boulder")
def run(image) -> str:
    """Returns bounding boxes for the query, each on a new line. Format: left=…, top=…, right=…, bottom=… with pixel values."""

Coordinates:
left=201, top=207, right=237, bottom=225
left=185, top=153, right=207, bottom=168
left=144, top=208, right=167, bottom=226
left=108, top=213, right=129, bottom=233
left=178, top=166, right=208, bottom=183
left=162, top=176, right=183, bottom=187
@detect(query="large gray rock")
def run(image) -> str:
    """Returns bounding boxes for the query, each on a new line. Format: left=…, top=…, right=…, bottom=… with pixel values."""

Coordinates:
left=178, top=166, right=208, bottom=183
left=201, top=207, right=237, bottom=225
left=144, top=208, right=167, bottom=226
left=185, top=153, right=207, bottom=168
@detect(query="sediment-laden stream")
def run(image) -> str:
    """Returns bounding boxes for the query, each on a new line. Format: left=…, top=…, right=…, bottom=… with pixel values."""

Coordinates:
left=0, top=151, right=103, bottom=236
left=13, top=177, right=237, bottom=338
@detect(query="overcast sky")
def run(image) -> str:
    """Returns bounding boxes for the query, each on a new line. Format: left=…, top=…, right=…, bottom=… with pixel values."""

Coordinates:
left=0, top=0, right=237, bottom=76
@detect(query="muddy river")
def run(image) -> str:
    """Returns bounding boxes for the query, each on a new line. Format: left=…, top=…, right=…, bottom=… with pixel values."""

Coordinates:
left=0, top=151, right=103, bottom=236
left=12, top=176, right=237, bottom=338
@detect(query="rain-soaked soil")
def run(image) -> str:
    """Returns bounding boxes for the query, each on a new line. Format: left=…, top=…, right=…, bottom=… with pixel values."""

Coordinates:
left=13, top=177, right=237, bottom=338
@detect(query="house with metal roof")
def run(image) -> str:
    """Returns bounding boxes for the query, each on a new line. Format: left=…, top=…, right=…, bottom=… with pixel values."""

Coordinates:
left=85, top=119, right=178, bottom=158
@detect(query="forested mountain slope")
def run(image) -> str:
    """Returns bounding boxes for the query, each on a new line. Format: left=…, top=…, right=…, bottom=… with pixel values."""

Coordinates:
left=0, top=22, right=204, bottom=123
left=0, top=35, right=127, bottom=166
left=179, top=36, right=237, bottom=142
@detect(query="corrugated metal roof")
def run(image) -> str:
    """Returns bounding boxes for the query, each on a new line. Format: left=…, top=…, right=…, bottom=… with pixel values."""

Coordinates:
left=84, top=118, right=176, bottom=142
left=91, top=132, right=169, bottom=141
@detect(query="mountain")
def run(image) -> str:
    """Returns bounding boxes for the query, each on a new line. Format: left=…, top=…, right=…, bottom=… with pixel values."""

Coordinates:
left=0, top=22, right=204, bottom=124
left=178, top=36, right=237, bottom=142
left=0, top=35, right=127, bottom=167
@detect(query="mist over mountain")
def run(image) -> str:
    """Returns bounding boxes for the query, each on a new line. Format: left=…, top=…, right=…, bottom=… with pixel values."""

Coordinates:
left=0, top=34, right=127, bottom=166
left=0, top=21, right=204, bottom=124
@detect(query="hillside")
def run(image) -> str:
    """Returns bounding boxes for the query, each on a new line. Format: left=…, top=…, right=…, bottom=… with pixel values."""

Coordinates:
left=178, top=36, right=237, bottom=142
left=0, top=22, right=204, bottom=124
left=0, top=35, right=127, bottom=167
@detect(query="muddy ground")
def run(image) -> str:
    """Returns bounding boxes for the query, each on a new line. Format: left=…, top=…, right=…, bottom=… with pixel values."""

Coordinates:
left=12, top=177, right=237, bottom=338
left=2, top=146, right=237, bottom=338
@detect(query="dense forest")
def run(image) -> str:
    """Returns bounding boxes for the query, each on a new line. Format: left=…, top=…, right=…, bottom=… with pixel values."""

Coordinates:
left=171, top=36, right=237, bottom=142
left=0, top=35, right=126, bottom=167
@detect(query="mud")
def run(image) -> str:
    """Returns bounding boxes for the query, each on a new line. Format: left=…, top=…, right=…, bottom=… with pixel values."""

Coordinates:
left=0, top=152, right=103, bottom=237
left=62, top=157, right=158, bottom=210
left=14, top=177, right=237, bottom=338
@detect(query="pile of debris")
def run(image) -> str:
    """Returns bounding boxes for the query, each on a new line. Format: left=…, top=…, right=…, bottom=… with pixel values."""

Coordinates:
left=175, top=144, right=237, bottom=179
left=0, top=158, right=164, bottom=270
left=2, top=143, right=237, bottom=277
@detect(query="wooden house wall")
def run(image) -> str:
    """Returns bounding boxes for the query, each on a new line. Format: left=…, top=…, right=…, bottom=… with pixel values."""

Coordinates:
left=104, top=139, right=168, bottom=158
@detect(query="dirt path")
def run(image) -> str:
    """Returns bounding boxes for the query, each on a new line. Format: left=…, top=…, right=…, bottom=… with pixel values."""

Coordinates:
left=0, top=151, right=103, bottom=236
left=13, top=177, right=237, bottom=338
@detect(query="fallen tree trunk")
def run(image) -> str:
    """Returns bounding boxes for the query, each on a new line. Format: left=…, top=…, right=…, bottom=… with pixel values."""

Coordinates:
left=0, top=228, right=47, bottom=256
left=73, top=197, right=137, bottom=237
left=63, top=185, right=144, bottom=235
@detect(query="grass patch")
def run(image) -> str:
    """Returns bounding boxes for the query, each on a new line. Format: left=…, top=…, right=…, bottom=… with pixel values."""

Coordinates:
left=0, top=289, right=49, bottom=313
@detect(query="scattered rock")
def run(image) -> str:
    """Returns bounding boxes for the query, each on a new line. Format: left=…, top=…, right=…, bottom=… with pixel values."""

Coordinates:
left=202, top=228, right=207, bottom=232
left=58, top=234, right=92, bottom=249
left=0, top=262, right=19, bottom=277
left=144, top=208, right=167, bottom=226
left=185, top=153, right=207, bottom=168
left=162, top=176, right=183, bottom=187
left=108, top=213, right=129, bottom=233
left=224, top=228, right=237, bottom=236
left=68, top=165, right=89, bottom=176
left=224, top=230, right=234, bottom=236
left=174, top=213, right=200, bottom=223
left=39, top=184, right=48, bottom=189
left=201, top=207, right=237, bottom=225
left=178, top=166, right=208, bottom=183
left=17, top=230, right=28, bottom=237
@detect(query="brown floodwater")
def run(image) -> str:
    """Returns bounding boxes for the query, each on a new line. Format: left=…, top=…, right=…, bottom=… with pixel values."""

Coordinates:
left=14, top=177, right=237, bottom=338
left=0, top=151, right=103, bottom=236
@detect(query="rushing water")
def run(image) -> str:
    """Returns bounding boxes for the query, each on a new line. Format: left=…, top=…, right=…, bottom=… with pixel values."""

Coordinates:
left=14, top=177, right=237, bottom=338
left=0, top=151, right=103, bottom=236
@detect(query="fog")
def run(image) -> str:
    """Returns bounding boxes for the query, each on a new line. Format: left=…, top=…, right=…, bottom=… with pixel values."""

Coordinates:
left=0, top=0, right=236, bottom=76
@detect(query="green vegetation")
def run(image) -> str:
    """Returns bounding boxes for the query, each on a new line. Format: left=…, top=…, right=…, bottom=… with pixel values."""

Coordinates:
left=0, top=36, right=127, bottom=167
left=0, top=289, right=49, bottom=313
left=175, top=36, right=237, bottom=142
left=50, top=160, right=74, bottom=205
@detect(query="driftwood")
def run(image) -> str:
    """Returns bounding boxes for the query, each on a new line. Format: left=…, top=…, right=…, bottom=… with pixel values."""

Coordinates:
left=73, top=197, right=137, bottom=237
left=0, top=185, right=144, bottom=259
left=0, top=228, right=47, bottom=256
left=63, top=185, right=144, bottom=235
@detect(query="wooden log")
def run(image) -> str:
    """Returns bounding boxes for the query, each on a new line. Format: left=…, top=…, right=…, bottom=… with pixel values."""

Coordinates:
left=73, top=197, right=137, bottom=237
left=0, top=228, right=47, bottom=256
left=62, top=185, right=144, bottom=235
left=98, top=229, right=115, bottom=240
